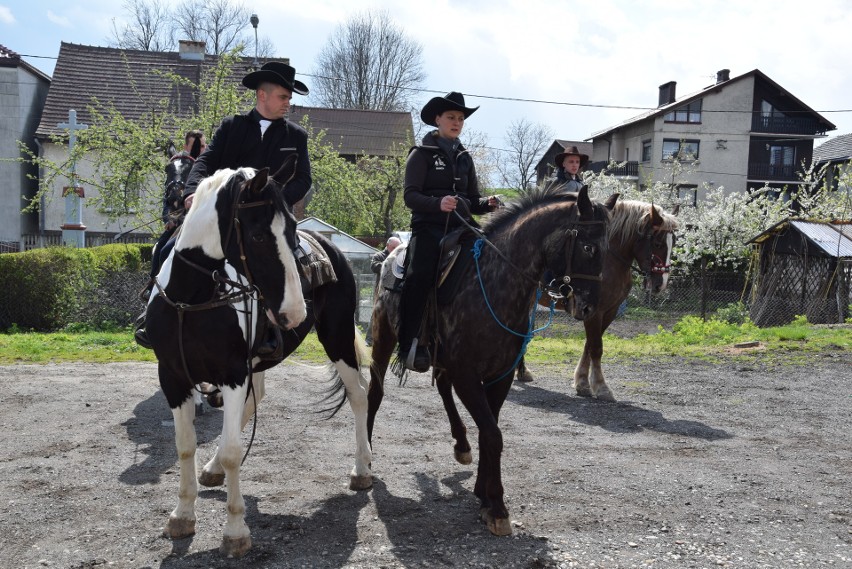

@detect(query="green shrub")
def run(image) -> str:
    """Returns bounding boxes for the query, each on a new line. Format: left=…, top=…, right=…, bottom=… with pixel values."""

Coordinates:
left=0, top=244, right=149, bottom=331
left=713, top=301, right=750, bottom=324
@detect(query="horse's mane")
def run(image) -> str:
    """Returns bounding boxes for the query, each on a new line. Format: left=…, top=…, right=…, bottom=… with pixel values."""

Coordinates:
left=609, top=200, right=679, bottom=245
left=482, top=184, right=579, bottom=234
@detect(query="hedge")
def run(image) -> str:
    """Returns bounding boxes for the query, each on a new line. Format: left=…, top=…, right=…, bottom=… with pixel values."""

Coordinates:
left=0, top=244, right=152, bottom=331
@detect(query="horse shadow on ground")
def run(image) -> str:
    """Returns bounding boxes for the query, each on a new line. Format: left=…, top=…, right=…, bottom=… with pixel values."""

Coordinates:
left=509, top=382, right=731, bottom=441
left=157, top=471, right=559, bottom=567
left=158, top=485, right=371, bottom=567
left=118, top=391, right=222, bottom=486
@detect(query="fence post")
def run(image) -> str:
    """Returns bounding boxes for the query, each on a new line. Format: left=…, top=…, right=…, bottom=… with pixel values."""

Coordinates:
left=701, top=257, right=708, bottom=320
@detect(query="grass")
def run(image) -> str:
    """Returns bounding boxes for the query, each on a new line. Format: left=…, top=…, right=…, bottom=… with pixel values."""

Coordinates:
left=0, top=316, right=849, bottom=365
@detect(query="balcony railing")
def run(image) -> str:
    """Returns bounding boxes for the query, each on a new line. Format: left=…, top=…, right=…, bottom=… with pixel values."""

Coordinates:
left=587, top=160, right=639, bottom=177
left=747, top=163, right=799, bottom=181
left=751, top=115, right=828, bottom=136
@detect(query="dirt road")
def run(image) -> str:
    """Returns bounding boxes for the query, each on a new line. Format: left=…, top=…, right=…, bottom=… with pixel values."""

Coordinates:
left=1, top=350, right=850, bottom=568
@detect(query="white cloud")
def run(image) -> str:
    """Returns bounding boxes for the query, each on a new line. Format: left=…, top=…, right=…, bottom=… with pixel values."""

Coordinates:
left=47, top=10, right=71, bottom=27
left=0, top=5, right=15, bottom=24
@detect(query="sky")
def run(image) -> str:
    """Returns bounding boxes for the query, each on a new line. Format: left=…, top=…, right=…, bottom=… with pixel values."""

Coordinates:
left=3, top=0, right=852, bottom=155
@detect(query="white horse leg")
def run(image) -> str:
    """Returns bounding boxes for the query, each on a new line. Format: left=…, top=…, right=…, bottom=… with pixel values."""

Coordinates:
left=217, top=385, right=252, bottom=557
left=332, top=359, right=373, bottom=490
left=163, top=399, right=197, bottom=539
left=573, top=350, right=592, bottom=397
left=199, top=370, right=266, bottom=489
left=588, top=358, right=615, bottom=402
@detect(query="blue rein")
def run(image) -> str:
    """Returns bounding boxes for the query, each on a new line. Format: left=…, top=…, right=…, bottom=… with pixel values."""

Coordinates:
left=472, top=239, right=555, bottom=387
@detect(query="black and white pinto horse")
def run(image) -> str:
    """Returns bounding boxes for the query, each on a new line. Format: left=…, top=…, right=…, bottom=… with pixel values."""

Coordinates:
left=146, top=164, right=372, bottom=557
left=515, top=199, right=679, bottom=400
left=367, top=185, right=616, bottom=536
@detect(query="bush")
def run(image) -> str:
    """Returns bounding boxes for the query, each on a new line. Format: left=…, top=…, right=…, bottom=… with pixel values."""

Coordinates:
left=0, top=244, right=150, bottom=331
left=713, top=301, right=750, bottom=325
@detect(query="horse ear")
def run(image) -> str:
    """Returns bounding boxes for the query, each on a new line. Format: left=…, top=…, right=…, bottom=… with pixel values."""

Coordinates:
left=166, top=141, right=176, bottom=158
left=272, top=155, right=298, bottom=186
left=604, top=193, right=620, bottom=210
left=577, top=185, right=593, bottom=217
left=650, top=204, right=664, bottom=228
left=249, top=167, right=270, bottom=195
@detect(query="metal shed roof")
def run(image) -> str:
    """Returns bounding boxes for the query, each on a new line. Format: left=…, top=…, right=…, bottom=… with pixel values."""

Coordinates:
left=790, top=220, right=852, bottom=258
left=748, top=219, right=852, bottom=258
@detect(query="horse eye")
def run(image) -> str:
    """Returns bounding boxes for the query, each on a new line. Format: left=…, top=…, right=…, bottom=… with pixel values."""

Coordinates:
left=583, top=245, right=595, bottom=256
left=251, top=234, right=265, bottom=243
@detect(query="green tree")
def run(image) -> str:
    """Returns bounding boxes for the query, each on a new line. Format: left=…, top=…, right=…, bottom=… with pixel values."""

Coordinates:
left=302, top=118, right=372, bottom=234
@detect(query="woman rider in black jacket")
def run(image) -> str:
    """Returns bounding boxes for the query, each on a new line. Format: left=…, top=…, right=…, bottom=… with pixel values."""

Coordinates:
left=398, top=92, right=499, bottom=372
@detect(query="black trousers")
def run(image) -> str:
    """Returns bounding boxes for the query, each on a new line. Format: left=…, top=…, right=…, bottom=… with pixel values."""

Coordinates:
left=150, top=227, right=177, bottom=279
left=398, top=224, right=445, bottom=352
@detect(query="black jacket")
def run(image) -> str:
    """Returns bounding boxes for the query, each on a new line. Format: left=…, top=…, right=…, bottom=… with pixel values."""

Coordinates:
left=184, top=109, right=311, bottom=206
left=403, top=131, right=491, bottom=228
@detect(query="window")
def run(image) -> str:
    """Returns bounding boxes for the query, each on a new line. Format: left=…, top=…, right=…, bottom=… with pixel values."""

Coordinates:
left=662, top=139, right=700, bottom=161
left=677, top=184, right=698, bottom=207
left=642, top=140, right=652, bottom=162
left=769, top=145, right=795, bottom=177
left=664, top=99, right=702, bottom=123
left=761, top=100, right=786, bottom=120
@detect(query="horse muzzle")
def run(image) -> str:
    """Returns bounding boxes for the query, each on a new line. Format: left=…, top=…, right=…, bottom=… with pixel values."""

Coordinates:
left=266, top=306, right=305, bottom=331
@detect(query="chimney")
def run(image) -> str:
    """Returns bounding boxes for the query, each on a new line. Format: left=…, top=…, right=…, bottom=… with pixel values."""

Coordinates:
left=658, top=81, right=676, bottom=107
left=178, top=40, right=206, bottom=60
left=716, top=69, right=730, bottom=84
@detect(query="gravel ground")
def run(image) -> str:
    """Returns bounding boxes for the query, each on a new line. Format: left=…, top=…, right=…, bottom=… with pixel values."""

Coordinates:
left=0, top=343, right=850, bottom=568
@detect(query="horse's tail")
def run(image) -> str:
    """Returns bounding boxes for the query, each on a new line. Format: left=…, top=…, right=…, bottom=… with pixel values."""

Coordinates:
left=354, top=322, right=372, bottom=369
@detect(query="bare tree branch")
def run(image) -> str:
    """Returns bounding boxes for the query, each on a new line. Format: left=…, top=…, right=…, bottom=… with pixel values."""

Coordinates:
left=110, top=0, right=173, bottom=51
left=496, top=118, right=554, bottom=192
left=313, top=9, right=425, bottom=111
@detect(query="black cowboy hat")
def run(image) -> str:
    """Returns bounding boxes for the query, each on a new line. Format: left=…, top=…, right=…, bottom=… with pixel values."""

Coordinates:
left=554, top=145, right=590, bottom=169
left=242, top=61, right=309, bottom=95
left=420, top=92, right=479, bottom=126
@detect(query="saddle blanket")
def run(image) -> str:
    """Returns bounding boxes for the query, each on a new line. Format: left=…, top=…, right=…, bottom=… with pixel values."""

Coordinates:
left=296, top=230, right=337, bottom=289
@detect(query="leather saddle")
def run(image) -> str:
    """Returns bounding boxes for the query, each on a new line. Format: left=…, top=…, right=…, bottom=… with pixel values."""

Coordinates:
left=385, top=227, right=476, bottom=304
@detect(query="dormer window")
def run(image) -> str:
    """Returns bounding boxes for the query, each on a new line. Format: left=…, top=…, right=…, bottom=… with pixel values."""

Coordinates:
left=664, top=99, right=702, bottom=123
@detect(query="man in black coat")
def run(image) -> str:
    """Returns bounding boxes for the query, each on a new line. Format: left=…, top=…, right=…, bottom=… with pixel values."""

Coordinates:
left=136, top=62, right=311, bottom=350
left=182, top=61, right=312, bottom=210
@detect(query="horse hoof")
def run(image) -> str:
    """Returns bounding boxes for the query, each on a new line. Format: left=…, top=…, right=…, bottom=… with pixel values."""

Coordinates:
left=516, top=371, right=535, bottom=383
left=198, top=470, right=225, bottom=487
left=455, top=450, right=472, bottom=465
left=349, top=474, right=373, bottom=491
left=163, top=516, right=195, bottom=539
left=220, top=535, right=251, bottom=558
left=595, top=388, right=616, bottom=402
left=574, top=385, right=593, bottom=398
left=487, top=516, right=513, bottom=536
left=480, top=509, right=512, bottom=536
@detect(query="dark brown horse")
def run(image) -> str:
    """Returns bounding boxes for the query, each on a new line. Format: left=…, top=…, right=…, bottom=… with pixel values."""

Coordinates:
left=367, top=185, right=616, bottom=536
left=515, top=199, right=679, bottom=400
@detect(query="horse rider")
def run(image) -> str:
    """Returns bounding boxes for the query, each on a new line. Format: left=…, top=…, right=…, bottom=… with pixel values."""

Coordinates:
left=182, top=61, right=312, bottom=216
left=135, top=62, right=311, bottom=350
left=148, top=130, right=206, bottom=288
left=397, top=92, right=500, bottom=372
left=553, top=145, right=589, bottom=192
